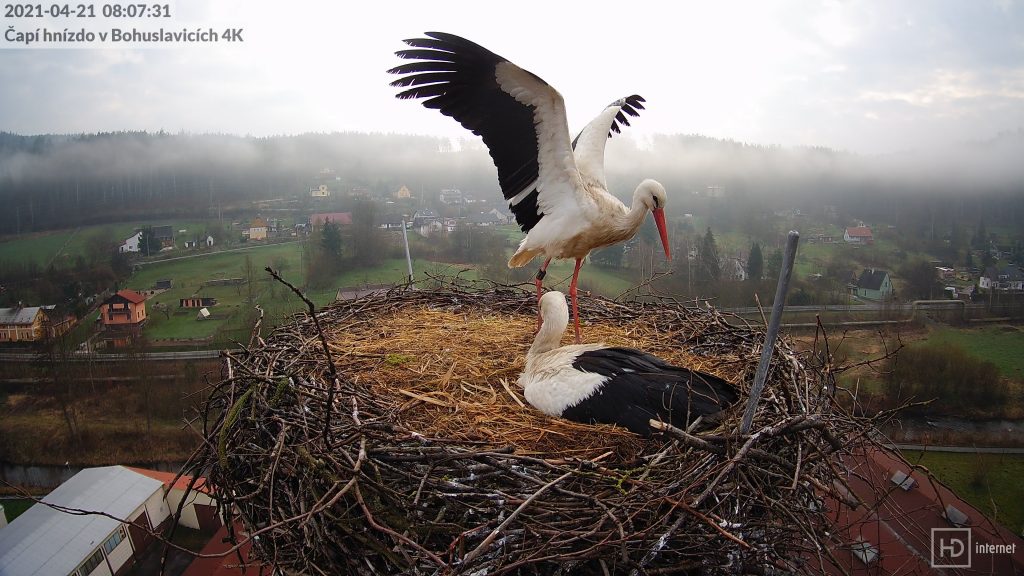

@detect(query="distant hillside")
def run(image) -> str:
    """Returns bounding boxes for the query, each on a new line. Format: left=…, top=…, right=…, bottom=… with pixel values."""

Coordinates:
left=0, top=129, right=1021, bottom=236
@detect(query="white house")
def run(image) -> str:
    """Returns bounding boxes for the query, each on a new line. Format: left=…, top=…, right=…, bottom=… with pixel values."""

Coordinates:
left=0, top=466, right=172, bottom=576
left=118, top=232, right=142, bottom=253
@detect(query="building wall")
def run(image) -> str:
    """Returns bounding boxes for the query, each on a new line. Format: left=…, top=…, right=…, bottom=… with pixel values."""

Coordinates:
left=101, top=301, right=146, bottom=325
left=250, top=227, right=267, bottom=240
left=0, top=315, right=43, bottom=342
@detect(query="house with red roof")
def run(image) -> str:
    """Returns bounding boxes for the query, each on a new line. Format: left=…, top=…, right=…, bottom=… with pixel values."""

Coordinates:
left=99, top=289, right=148, bottom=346
left=310, top=212, right=353, bottom=227
left=844, top=226, right=874, bottom=244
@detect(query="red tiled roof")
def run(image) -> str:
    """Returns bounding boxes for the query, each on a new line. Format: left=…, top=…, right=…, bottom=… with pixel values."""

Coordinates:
left=821, top=447, right=1024, bottom=575
left=116, top=289, right=147, bottom=304
left=311, top=212, right=352, bottom=226
left=845, top=226, right=873, bottom=237
left=126, top=467, right=211, bottom=494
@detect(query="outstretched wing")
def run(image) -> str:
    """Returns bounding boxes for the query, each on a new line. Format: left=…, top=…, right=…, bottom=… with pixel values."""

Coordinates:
left=389, top=32, right=582, bottom=233
left=571, top=95, right=645, bottom=190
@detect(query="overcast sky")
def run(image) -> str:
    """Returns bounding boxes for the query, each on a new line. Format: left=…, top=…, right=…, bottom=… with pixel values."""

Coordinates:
left=0, top=0, right=1022, bottom=155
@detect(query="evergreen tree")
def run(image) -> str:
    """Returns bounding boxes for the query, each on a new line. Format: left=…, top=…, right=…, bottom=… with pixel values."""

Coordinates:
left=138, top=227, right=159, bottom=256
left=697, top=228, right=720, bottom=285
left=746, top=242, right=764, bottom=281
left=320, top=220, right=343, bottom=259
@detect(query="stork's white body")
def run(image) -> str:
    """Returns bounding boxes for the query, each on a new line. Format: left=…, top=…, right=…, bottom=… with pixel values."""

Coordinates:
left=519, top=292, right=738, bottom=437
left=390, top=33, right=671, bottom=342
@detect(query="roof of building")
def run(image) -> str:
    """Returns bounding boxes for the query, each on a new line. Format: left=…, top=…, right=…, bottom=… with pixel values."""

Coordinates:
left=180, top=522, right=256, bottom=576
left=126, top=467, right=210, bottom=495
left=0, top=306, right=44, bottom=326
left=846, top=226, right=874, bottom=238
left=310, top=212, right=353, bottom=227
left=824, top=448, right=1024, bottom=575
left=983, top=265, right=1024, bottom=280
left=151, top=225, right=174, bottom=238
left=106, top=289, right=147, bottom=305
left=0, top=466, right=164, bottom=576
left=856, top=269, right=890, bottom=291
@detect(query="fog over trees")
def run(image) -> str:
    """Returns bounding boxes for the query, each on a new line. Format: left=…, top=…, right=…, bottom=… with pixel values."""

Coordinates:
left=1, top=129, right=1022, bottom=237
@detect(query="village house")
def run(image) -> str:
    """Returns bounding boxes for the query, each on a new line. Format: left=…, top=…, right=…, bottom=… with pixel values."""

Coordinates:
left=118, top=231, right=142, bottom=253
left=99, top=289, right=147, bottom=346
left=979, top=265, right=1024, bottom=291
left=0, top=466, right=224, bottom=576
left=248, top=217, right=268, bottom=241
left=310, top=184, right=331, bottom=198
left=844, top=226, right=874, bottom=244
left=439, top=188, right=464, bottom=205
left=853, top=269, right=893, bottom=300
left=310, top=212, right=353, bottom=228
left=151, top=225, right=174, bottom=248
left=0, top=305, right=74, bottom=343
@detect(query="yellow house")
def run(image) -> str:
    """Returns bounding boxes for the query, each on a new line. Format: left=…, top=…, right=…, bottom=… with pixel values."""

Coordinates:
left=0, top=305, right=72, bottom=343
left=249, top=217, right=268, bottom=241
left=393, top=185, right=412, bottom=199
left=0, top=306, right=45, bottom=342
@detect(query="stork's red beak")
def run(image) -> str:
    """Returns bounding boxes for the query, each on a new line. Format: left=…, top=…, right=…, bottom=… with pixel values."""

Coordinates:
left=653, top=207, right=671, bottom=260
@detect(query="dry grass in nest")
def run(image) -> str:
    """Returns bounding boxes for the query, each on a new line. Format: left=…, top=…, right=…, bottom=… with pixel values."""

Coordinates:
left=186, top=278, right=873, bottom=576
left=328, top=305, right=730, bottom=459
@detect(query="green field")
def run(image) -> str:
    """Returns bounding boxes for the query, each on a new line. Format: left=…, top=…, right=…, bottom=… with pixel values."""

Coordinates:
left=0, top=219, right=221, bottom=267
left=903, top=450, right=1024, bottom=534
left=128, top=241, right=490, bottom=344
left=920, top=325, right=1024, bottom=379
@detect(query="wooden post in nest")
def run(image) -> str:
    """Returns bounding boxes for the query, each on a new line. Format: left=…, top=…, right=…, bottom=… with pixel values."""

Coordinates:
left=741, top=230, right=800, bottom=435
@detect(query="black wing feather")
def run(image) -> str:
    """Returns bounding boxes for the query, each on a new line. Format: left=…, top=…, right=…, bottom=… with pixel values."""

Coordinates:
left=565, top=347, right=738, bottom=436
left=389, top=31, right=544, bottom=233
left=570, top=95, right=646, bottom=150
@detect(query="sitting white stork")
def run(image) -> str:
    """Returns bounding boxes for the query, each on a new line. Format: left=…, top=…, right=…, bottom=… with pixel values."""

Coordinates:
left=518, top=291, right=738, bottom=437
left=389, top=32, right=671, bottom=343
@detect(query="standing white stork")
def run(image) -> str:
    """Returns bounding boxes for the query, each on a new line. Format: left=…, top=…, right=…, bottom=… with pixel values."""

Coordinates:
left=389, top=32, right=671, bottom=343
left=518, top=292, right=737, bottom=437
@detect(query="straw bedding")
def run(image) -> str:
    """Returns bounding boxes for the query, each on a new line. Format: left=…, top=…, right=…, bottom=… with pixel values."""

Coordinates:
left=187, top=279, right=864, bottom=575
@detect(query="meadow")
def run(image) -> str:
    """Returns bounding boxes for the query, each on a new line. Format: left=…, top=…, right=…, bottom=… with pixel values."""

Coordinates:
left=902, top=450, right=1024, bottom=535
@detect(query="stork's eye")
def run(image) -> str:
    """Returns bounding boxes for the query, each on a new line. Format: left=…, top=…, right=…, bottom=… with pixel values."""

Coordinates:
left=653, top=197, right=660, bottom=209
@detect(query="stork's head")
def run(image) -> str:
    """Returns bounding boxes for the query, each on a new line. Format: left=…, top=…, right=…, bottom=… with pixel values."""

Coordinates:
left=637, top=179, right=671, bottom=261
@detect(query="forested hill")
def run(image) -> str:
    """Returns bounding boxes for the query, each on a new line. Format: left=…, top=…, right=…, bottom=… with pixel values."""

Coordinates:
left=0, top=129, right=1021, bottom=236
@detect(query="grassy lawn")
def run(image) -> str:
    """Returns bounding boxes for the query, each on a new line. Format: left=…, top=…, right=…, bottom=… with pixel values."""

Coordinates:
left=921, top=325, right=1024, bottom=379
left=0, top=219, right=227, bottom=268
left=902, top=450, right=1024, bottom=534
left=0, top=229, right=80, bottom=267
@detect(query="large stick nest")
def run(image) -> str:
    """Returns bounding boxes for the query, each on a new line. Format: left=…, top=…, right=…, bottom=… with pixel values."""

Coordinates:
left=188, top=279, right=867, bottom=575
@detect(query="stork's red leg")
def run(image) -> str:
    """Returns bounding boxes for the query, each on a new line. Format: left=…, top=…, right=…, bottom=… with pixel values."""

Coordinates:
left=569, top=257, right=584, bottom=343
left=535, top=258, right=552, bottom=331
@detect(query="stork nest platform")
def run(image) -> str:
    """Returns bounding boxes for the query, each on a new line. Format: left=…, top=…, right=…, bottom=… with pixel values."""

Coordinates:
left=186, top=279, right=869, bottom=575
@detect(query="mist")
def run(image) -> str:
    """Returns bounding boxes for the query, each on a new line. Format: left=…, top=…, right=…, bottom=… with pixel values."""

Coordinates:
left=0, top=128, right=1022, bottom=236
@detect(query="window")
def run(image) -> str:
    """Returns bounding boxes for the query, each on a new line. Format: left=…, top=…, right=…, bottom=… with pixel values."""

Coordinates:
left=102, top=525, right=126, bottom=554
left=77, top=548, right=104, bottom=575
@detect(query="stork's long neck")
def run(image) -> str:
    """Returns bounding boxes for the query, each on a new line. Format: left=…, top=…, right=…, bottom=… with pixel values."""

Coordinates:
left=618, top=183, right=654, bottom=238
left=528, top=305, right=569, bottom=358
